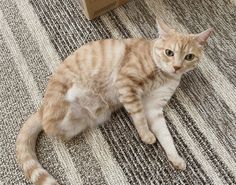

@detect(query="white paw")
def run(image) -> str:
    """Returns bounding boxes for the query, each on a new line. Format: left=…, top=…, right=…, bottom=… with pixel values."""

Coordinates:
left=141, top=132, right=156, bottom=144
left=168, top=155, right=186, bottom=170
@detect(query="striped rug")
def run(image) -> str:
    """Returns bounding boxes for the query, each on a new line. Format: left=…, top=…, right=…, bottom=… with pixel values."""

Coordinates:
left=0, top=0, right=235, bottom=184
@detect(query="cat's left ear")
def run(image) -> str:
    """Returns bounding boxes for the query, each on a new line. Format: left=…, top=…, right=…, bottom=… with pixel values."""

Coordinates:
left=156, top=19, right=174, bottom=38
left=195, top=28, right=214, bottom=46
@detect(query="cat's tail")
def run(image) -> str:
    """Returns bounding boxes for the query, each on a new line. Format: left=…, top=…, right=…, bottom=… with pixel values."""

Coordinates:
left=16, top=112, right=59, bottom=185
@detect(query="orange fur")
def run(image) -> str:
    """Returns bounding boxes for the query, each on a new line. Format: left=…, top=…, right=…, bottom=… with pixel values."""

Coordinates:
left=16, top=20, right=213, bottom=184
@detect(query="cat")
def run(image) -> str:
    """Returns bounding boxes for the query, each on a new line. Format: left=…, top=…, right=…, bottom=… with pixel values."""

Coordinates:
left=16, top=20, right=213, bottom=185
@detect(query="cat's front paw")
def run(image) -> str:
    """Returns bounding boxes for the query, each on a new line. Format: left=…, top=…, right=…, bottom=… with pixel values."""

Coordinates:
left=168, top=155, right=186, bottom=170
left=140, top=132, right=156, bottom=144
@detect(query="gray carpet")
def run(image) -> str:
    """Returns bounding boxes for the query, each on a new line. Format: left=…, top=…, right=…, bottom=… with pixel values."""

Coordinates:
left=0, top=0, right=236, bottom=184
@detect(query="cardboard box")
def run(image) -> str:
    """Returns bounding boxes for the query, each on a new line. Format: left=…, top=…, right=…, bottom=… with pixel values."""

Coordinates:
left=79, top=0, right=128, bottom=20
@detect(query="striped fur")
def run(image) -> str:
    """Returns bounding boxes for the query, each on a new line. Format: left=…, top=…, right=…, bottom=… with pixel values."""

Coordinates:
left=16, top=20, right=213, bottom=184
left=16, top=112, right=59, bottom=185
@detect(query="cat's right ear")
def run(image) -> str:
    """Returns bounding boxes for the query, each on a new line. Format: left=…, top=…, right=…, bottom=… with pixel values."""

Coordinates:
left=194, top=28, right=214, bottom=46
left=156, top=19, right=174, bottom=38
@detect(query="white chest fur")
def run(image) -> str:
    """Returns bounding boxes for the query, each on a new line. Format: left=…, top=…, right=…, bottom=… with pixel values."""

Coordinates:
left=143, top=78, right=180, bottom=109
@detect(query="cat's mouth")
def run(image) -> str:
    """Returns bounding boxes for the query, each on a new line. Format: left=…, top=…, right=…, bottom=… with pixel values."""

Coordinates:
left=173, top=68, right=185, bottom=75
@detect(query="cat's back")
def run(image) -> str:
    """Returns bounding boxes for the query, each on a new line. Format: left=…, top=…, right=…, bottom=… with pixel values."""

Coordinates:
left=62, top=38, right=151, bottom=70
left=76, top=39, right=126, bottom=66
left=49, top=38, right=151, bottom=92
left=74, top=38, right=150, bottom=67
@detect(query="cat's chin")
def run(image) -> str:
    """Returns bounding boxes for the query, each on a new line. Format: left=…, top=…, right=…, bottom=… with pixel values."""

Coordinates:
left=159, top=67, right=177, bottom=75
left=162, top=68, right=179, bottom=75
left=161, top=70, right=182, bottom=77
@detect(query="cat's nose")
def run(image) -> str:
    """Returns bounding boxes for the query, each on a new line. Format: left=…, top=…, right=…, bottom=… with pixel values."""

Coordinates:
left=173, top=66, right=181, bottom=71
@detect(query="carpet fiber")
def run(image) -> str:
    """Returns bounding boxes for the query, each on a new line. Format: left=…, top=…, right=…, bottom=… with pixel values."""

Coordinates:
left=0, top=0, right=236, bottom=184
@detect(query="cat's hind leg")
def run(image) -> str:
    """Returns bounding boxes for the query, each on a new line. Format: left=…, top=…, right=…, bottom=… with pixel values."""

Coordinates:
left=58, top=107, right=90, bottom=140
left=42, top=98, right=90, bottom=140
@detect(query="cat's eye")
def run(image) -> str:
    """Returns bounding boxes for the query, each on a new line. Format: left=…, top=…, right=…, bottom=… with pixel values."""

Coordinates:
left=165, top=49, right=174, bottom=57
left=185, top=54, right=195, bottom=61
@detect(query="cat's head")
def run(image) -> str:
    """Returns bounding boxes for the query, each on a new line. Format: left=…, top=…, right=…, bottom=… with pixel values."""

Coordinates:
left=152, top=20, right=213, bottom=75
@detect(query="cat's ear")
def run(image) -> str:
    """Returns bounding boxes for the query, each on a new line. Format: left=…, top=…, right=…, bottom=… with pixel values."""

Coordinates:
left=194, top=28, right=214, bottom=46
left=156, top=19, right=174, bottom=38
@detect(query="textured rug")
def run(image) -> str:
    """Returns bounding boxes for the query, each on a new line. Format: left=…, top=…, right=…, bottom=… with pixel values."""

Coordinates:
left=0, top=0, right=236, bottom=184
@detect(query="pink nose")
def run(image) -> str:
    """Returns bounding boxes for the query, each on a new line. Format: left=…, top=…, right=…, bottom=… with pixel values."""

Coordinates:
left=173, top=66, right=181, bottom=71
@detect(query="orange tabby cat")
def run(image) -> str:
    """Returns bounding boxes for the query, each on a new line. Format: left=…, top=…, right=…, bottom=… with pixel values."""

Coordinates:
left=16, top=20, right=213, bottom=185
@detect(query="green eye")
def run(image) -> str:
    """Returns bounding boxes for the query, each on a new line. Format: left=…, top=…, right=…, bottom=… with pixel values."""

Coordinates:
left=165, top=49, right=174, bottom=57
left=185, top=54, right=195, bottom=61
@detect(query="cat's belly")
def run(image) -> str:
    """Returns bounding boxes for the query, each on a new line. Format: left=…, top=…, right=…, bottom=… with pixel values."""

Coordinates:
left=65, top=84, right=121, bottom=125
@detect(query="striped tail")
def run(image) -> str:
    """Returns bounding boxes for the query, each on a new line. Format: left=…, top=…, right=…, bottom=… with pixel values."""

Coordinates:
left=16, top=112, right=59, bottom=185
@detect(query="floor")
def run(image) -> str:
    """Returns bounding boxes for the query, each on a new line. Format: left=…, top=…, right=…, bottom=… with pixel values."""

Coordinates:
left=0, top=0, right=235, bottom=184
